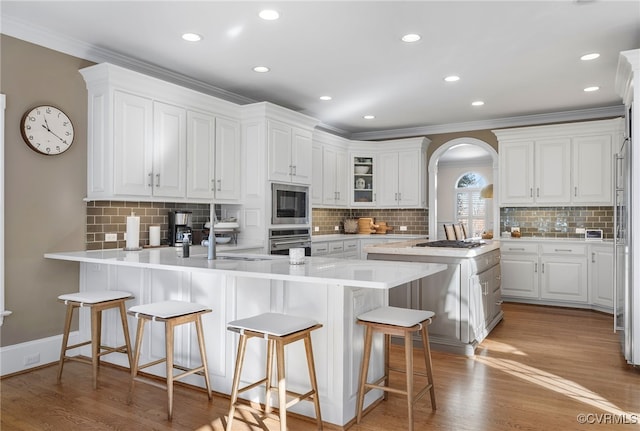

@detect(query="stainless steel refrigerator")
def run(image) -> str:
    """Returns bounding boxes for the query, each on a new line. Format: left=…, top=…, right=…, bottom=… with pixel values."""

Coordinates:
left=614, top=103, right=639, bottom=366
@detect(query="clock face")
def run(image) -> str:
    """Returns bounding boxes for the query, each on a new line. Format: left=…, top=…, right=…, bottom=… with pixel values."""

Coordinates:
left=20, top=105, right=74, bottom=155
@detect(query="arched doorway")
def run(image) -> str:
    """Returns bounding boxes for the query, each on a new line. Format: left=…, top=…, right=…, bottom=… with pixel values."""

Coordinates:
left=428, top=137, right=499, bottom=240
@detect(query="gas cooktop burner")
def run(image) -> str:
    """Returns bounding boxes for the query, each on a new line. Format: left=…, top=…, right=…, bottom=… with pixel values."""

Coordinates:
left=415, top=240, right=483, bottom=248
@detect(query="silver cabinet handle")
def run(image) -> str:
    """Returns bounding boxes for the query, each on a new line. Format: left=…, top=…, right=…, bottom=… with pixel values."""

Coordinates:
left=592, top=252, right=596, bottom=263
left=509, top=247, right=525, bottom=251
left=217, top=179, right=222, bottom=191
left=292, top=165, right=297, bottom=176
left=289, top=165, right=293, bottom=175
left=398, top=192, right=402, bottom=201
left=148, top=173, right=153, bottom=187
left=575, top=186, right=578, bottom=197
left=530, top=188, right=533, bottom=197
left=535, top=263, right=538, bottom=272
left=542, top=263, right=545, bottom=273
left=536, top=187, right=540, bottom=198
left=155, top=173, right=160, bottom=187
left=211, top=179, right=215, bottom=191
left=554, top=249, right=572, bottom=252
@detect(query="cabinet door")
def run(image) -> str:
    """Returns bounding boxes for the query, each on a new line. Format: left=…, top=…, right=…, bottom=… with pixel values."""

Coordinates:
left=572, top=134, right=612, bottom=204
left=499, top=141, right=534, bottom=205
left=322, top=146, right=339, bottom=204
left=397, top=149, right=421, bottom=207
left=500, top=254, right=539, bottom=299
left=214, top=117, right=241, bottom=201
left=535, top=138, right=571, bottom=204
left=186, top=111, right=215, bottom=199
left=311, top=142, right=323, bottom=205
left=377, top=151, right=399, bottom=206
left=540, top=256, right=588, bottom=302
left=113, top=91, right=153, bottom=196
left=153, top=102, right=187, bottom=198
left=291, top=127, right=312, bottom=185
left=335, top=149, right=348, bottom=206
left=268, top=120, right=293, bottom=183
left=589, top=245, right=614, bottom=310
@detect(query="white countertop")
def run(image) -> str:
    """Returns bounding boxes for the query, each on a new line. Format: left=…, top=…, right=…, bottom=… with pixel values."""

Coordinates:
left=364, top=238, right=501, bottom=257
left=44, top=246, right=446, bottom=290
left=312, top=233, right=427, bottom=242
left=498, top=237, right=613, bottom=244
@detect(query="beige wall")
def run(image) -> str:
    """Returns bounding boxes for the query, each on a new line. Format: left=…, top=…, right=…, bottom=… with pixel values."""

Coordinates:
left=1, top=35, right=93, bottom=346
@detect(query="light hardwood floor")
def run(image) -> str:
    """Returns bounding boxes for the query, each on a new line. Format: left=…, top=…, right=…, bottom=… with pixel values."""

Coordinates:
left=2, top=303, right=639, bottom=430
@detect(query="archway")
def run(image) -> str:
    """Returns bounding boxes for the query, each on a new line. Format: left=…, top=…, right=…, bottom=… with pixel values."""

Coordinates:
left=428, top=137, right=499, bottom=240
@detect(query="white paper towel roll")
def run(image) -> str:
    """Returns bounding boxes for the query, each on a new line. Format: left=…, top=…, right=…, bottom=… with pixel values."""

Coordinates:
left=126, top=213, right=140, bottom=250
left=149, top=225, right=161, bottom=247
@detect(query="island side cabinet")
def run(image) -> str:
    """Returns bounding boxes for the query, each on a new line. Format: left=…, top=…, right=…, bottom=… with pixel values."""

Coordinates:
left=375, top=249, right=503, bottom=356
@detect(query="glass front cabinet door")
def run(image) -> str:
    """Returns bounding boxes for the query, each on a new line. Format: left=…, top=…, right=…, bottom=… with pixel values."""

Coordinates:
left=352, top=155, right=375, bottom=206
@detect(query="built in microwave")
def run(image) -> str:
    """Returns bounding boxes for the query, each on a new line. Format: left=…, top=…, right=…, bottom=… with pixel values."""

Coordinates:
left=272, top=183, right=309, bottom=225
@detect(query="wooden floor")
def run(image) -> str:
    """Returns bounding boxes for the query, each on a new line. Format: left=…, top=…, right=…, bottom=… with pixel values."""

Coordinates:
left=2, top=303, right=639, bottom=431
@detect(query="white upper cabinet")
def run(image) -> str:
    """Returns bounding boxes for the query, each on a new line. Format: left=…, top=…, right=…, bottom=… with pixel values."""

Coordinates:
left=495, top=118, right=623, bottom=207
left=322, top=145, right=348, bottom=206
left=81, top=62, right=241, bottom=203
left=377, top=143, right=427, bottom=208
left=311, top=142, right=323, bottom=205
left=268, top=120, right=313, bottom=185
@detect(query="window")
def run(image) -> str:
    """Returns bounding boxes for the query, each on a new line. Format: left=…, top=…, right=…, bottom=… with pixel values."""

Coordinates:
left=455, top=172, right=487, bottom=237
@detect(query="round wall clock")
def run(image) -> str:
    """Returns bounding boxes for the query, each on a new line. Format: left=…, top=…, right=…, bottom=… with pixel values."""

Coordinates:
left=20, top=105, right=74, bottom=155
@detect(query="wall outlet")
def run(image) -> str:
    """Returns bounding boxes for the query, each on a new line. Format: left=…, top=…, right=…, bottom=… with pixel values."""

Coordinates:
left=576, top=228, right=586, bottom=234
left=399, top=226, right=407, bottom=231
left=105, top=233, right=117, bottom=242
left=24, top=353, right=40, bottom=366
left=334, top=225, right=339, bottom=231
left=314, top=226, right=319, bottom=232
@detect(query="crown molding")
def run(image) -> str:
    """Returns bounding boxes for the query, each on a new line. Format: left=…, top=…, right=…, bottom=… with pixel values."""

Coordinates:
left=349, top=105, right=625, bottom=141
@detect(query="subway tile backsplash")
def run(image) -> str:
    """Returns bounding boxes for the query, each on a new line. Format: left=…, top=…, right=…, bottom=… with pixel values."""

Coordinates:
left=500, top=206, right=614, bottom=239
left=312, top=208, right=429, bottom=235
left=86, top=201, right=212, bottom=250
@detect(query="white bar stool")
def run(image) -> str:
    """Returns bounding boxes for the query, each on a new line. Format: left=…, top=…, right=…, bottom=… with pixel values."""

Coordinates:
left=226, top=312, right=323, bottom=431
left=356, top=306, right=436, bottom=431
left=127, top=300, right=212, bottom=420
left=57, top=290, right=134, bottom=389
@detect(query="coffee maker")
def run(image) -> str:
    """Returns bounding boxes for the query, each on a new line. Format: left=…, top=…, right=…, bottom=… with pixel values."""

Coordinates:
left=168, top=210, right=193, bottom=246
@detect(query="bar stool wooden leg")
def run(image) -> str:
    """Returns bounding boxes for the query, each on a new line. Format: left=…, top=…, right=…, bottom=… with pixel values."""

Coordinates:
left=91, top=307, right=100, bottom=390
left=226, top=333, right=248, bottom=431
left=166, top=319, right=175, bottom=420
left=118, top=301, right=134, bottom=367
left=195, top=316, right=212, bottom=400
left=276, top=339, right=287, bottom=431
left=405, top=330, right=414, bottom=431
left=128, top=317, right=146, bottom=404
left=304, top=332, right=323, bottom=430
left=264, top=338, right=275, bottom=414
left=356, top=324, right=373, bottom=423
left=421, top=325, right=436, bottom=410
left=57, top=304, right=75, bottom=383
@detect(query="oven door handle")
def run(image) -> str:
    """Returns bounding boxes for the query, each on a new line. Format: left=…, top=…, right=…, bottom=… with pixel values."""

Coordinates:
left=271, top=239, right=311, bottom=246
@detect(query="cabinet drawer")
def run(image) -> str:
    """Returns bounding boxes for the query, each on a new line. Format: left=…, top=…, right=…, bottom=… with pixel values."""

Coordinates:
left=329, top=242, right=344, bottom=253
left=312, top=242, right=329, bottom=256
left=540, top=244, right=586, bottom=255
left=343, top=240, right=359, bottom=251
left=501, top=243, right=538, bottom=254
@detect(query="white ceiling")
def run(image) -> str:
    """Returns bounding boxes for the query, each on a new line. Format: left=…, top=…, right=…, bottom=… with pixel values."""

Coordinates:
left=2, top=1, right=639, bottom=140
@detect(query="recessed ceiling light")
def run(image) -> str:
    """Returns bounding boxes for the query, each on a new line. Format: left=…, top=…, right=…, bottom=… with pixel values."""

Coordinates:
left=253, top=66, right=270, bottom=73
left=363, top=115, right=376, bottom=120
left=444, top=75, right=460, bottom=82
left=471, top=101, right=485, bottom=106
left=401, top=34, right=421, bottom=43
left=580, top=53, right=600, bottom=61
left=182, top=33, right=202, bottom=42
left=259, top=9, right=280, bottom=20
left=584, top=86, right=600, bottom=92
left=319, top=96, right=332, bottom=101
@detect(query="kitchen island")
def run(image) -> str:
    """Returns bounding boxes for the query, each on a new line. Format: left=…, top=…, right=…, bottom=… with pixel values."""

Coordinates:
left=45, top=246, right=445, bottom=427
left=364, top=239, right=503, bottom=356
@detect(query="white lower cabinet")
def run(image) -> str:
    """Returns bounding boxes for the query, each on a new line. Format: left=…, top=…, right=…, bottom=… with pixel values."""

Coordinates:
left=312, top=238, right=360, bottom=258
left=589, top=243, right=614, bottom=310
left=501, top=241, right=609, bottom=311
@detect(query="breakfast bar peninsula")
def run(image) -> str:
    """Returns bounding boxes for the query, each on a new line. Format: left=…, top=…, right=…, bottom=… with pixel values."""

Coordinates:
left=45, top=246, right=445, bottom=427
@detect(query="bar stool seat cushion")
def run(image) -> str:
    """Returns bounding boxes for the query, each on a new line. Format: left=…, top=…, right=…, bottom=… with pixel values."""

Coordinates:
left=58, top=290, right=133, bottom=304
left=357, top=306, right=434, bottom=327
left=228, top=312, right=317, bottom=336
left=129, top=300, right=209, bottom=319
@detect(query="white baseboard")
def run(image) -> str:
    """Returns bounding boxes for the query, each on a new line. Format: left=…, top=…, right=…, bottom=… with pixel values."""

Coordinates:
left=0, top=331, right=80, bottom=376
